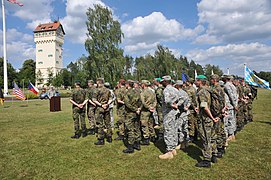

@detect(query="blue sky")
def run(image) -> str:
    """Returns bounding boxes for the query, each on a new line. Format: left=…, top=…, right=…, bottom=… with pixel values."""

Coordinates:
left=1, top=0, right=271, bottom=76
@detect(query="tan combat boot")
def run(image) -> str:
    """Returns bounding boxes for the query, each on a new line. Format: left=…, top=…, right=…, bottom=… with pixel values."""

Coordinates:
left=175, top=144, right=181, bottom=150
left=159, top=151, right=174, bottom=159
left=172, top=149, right=177, bottom=156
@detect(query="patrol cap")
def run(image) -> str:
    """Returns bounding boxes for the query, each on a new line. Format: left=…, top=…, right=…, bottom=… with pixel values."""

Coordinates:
left=188, top=78, right=194, bottom=83
left=88, top=80, right=94, bottom=84
left=155, top=77, right=162, bottom=82
left=141, top=80, right=151, bottom=86
left=74, top=80, right=81, bottom=84
left=161, top=75, right=171, bottom=82
left=97, top=77, right=104, bottom=83
left=126, top=79, right=134, bottom=86
left=210, top=74, right=220, bottom=79
left=196, top=75, right=207, bottom=80
left=119, top=79, right=126, bottom=85
left=104, top=82, right=110, bottom=87
left=219, top=80, right=225, bottom=86
left=175, top=80, right=184, bottom=86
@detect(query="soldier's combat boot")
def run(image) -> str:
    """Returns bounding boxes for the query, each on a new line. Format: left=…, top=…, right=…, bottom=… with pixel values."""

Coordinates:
left=94, top=139, right=105, bottom=145
left=140, top=138, right=150, bottom=145
left=150, top=136, right=156, bottom=143
left=123, top=144, right=134, bottom=154
left=217, top=147, right=225, bottom=158
left=71, top=133, right=80, bottom=139
left=114, top=135, right=124, bottom=141
left=82, top=130, right=88, bottom=138
left=159, top=151, right=173, bottom=160
left=195, top=160, right=211, bottom=168
left=106, top=136, right=112, bottom=143
left=133, top=141, right=141, bottom=151
left=172, top=149, right=177, bottom=156
left=211, top=156, right=218, bottom=163
left=88, top=128, right=95, bottom=135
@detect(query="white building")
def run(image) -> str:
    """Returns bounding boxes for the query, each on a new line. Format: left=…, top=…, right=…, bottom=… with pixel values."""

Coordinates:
left=34, top=21, right=65, bottom=86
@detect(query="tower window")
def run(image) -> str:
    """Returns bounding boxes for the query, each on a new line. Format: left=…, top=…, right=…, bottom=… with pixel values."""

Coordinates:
left=48, top=54, right=53, bottom=57
left=38, top=49, right=43, bottom=52
left=56, top=61, right=59, bottom=64
left=38, top=62, right=43, bottom=64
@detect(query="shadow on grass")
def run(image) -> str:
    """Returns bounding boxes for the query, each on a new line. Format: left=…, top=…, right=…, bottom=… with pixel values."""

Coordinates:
left=154, top=139, right=167, bottom=154
left=184, top=144, right=202, bottom=162
left=255, top=120, right=271, bottom=125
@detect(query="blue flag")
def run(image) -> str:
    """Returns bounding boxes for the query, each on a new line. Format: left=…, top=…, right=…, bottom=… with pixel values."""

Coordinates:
left=244, top=66, right=270, bottom=90
left=182, top=72, right=189, bottom=82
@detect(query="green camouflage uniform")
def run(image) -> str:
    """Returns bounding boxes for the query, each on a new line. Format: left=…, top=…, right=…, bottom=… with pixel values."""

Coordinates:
left=115, top=86, right=127, bottom=136
left=124, top=88, right=142, bottom=145
left=197, top=86, right=217, bottom=161
left=71, top=88, right=87, bottom=135
left=244, top=86, right=253, bottom=122
left=86, top=86, right=96, bottom=130
left=93, top=86, right=112, bottom=140
left=236, top=84, right=245, bottom=128
left=140, top=87, right=157, bottom=139
left=155, top=85, right=164, bottom=134
left=210, top=84, right=226, bottom=149
left=185, top=85, right=198, bottom=138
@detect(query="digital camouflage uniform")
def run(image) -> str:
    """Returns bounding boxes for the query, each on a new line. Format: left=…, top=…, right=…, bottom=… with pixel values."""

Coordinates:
left=115, top=86, right=127, bottom=136
left=71, top=88, right=87, bottom=135
left=162, top=85, right=182, bottom=151
left=124, top=88, right=142, bottom=145
left=140, top=87, right=157, bottom=139
left=209, top=84, right=226, bottom=150
left=185, top=85, right=198, bottom=138
left=93, top=86, right=112, bottom=140
left=86, top=86, right=96, bottom=130
left=197, top=86, right=217, bottom=161
left=224, top=82, right=238, bottom=135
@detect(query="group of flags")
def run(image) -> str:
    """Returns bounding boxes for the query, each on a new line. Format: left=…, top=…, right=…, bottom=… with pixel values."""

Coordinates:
left=12, top=81, right=39, bottom=101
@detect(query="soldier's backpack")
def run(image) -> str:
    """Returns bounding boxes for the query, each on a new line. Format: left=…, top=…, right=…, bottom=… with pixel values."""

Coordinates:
left=207, top=88, right=225, bottom=118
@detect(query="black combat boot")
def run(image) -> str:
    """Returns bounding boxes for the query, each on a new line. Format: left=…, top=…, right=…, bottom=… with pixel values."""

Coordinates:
left=133, top=141, right=141, bottom=151
left=211, top=156, right=218, bottom=163
left=217, top=147, right=225, bottom=158
left=123, top=144, right=134, bottom=154
left=82, top=130, right=88, bottom=138
left=94, top=139, right=105, bottom=145
left=88, top=128, right=95, bottom=135
left=140, top=138, right=150, bottom=145
left=106, top=136, right=113, bottom=143
left=150, top=136, right=156, bottom=143
left=195, top=160, right=211, bottom=168
left=71, top=133, right=81, bottom=139
left=156, top=133, right=164, bottom=142
left=114, top=135, right=124, bottom=141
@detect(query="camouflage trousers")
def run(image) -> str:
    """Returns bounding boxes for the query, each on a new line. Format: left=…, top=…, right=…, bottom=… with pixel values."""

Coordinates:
left=156, top=106, right=164, bottom=135
left=197, top=116, right=217, bottom=161
left=87, top=106, right=96, bottom=129
left=140, top=111, right=156, bottom=139
left=214, top=119, right=227, bottom=149
left=176, top=113, right=189, bottom=143
left=224, top=109, right=236, bottom=136
left=246, top=101, right=253, bottom=121
left=95, top=107, right=112, bottom=139
left=124, top=112, right=141, bottom=145
left=236, top=102, right=245, bottom=128
left=163, top=110, right=178, bottom=151
left=188, top=111, right=198, bottom=137
left=72, top=107, right=87, bottom=134
left=116, top=108, right=125, bottom=136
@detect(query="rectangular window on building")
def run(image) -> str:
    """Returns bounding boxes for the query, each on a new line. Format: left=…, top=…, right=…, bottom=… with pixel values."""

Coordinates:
left=38, top=62, right=43, bottom=64
left=56, top=61, right=59, bottom=64
left=56, top=49, right=59, bottom=52
left=48, top=54, right=53, bottom=57
left=38, top=49, right=43, bottom=52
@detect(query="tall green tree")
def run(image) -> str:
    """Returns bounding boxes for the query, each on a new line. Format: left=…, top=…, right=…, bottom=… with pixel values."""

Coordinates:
left=85, top=4, right=125, bottom=84
left=18, top=59, right=36, bottom=87
left=0, top=57, right=18, bottom=88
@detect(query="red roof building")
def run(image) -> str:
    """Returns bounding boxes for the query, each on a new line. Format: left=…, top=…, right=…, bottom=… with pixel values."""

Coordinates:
left=34, top=21, right=65, bottom=35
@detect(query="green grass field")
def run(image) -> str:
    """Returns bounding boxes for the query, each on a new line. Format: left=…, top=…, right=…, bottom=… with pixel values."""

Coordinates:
left=1, top=89, right=271, bottom=179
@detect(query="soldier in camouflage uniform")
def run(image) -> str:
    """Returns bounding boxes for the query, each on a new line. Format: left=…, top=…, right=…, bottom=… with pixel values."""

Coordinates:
left=93, top=78, right=113, bottom=145
left=139, top=80, right=157, bottom=145
left=114, top=79, right=127, bottom=140
left=122, top=80, right=142, bottom=153
left=185, top=78, right=199, bottom=142
left=70, top=81, right=88, bottom=139
left=210, top=74, right=226, bottom=158
left=195, top=75, right=219, bottom=168
left=86, top=80, right=96, bottom=135
left=233, top=79, right=245, bottom=131
left=244, top=84, right=254, bottom=123
left=159, top=76, right=181, bottom=160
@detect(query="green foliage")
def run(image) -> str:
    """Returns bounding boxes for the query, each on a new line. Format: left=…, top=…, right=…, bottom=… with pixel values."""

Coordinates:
left=204, top=64, right=224, bottom=79
left=18, top=59, right=36, bottom=86
left=0, top=57, right=18, bottom=88
left=254, top=71, right=271, bottom=83
left=47, top=67, right=54, bottom=85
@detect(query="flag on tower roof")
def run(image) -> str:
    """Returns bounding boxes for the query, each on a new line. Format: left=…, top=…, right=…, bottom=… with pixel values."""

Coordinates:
left=7, top=0, right=23, bottom=7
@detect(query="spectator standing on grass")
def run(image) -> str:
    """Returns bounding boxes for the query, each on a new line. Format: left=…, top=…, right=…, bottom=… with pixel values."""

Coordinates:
left=70, top=81, right=88, bottom=139
left=48, top=86, right=56, bottom=99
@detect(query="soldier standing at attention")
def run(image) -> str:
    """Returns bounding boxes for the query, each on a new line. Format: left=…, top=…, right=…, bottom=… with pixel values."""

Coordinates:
left=195, top=75, right=219, bottom=168
left=70, top=81, right=88, bottom=139
left=122, top=80, right=142, bottom=153
left=93, top=78, right=113, bottom=145
left=233, top=79, right=245, bottom=131
left=114, top=79, right=126, bottom=141
left=104, top=82, right=116, bottom=132
left=86, top=80, right=96, bottom=135
left=139, top=80, right=157, bottom=145
left=159, top=75, right=180, bottom=160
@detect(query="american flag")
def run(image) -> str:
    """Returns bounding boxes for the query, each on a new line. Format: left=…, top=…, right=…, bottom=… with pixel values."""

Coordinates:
left=7, top=0, right=23, bottom=7
left=13, top=82, right=26, bottom=100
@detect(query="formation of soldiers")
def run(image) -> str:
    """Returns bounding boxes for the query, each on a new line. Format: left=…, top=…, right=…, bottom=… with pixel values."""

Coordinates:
left=69, top=74, right=256, bottom=168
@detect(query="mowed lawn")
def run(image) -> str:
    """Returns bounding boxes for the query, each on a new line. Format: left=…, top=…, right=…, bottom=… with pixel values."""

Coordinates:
left=0, top=89, right=271, bottom=179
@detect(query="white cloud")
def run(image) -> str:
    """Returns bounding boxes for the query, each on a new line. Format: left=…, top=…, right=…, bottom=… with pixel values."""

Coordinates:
left=122, top=12, right=202, bottom=55
left=196, top=0, right=271, bottom=44
left=61, top=0, right=105, bottom=44
left=186, top=42, right=271, bottom=75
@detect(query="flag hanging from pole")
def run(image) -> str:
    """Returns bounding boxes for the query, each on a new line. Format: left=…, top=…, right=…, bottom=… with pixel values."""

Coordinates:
left=244, top=66, right=270, bottom=90
left=182, top=72, right=189, bottom=82
left=28, top=81, right=39, bottom=95
left=7, top=0, right=23, bottom=6
left=13, top=82, right=26, bottom=100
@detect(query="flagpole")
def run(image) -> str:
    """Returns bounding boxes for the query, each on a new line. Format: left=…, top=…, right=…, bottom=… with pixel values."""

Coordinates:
left=227, top=68, right=230, bottom=75
left=2, top=0, right=8, bottom=96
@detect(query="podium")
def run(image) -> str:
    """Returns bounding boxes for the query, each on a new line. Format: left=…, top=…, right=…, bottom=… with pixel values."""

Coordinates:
left=50, top=96, right=61, bottom=112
